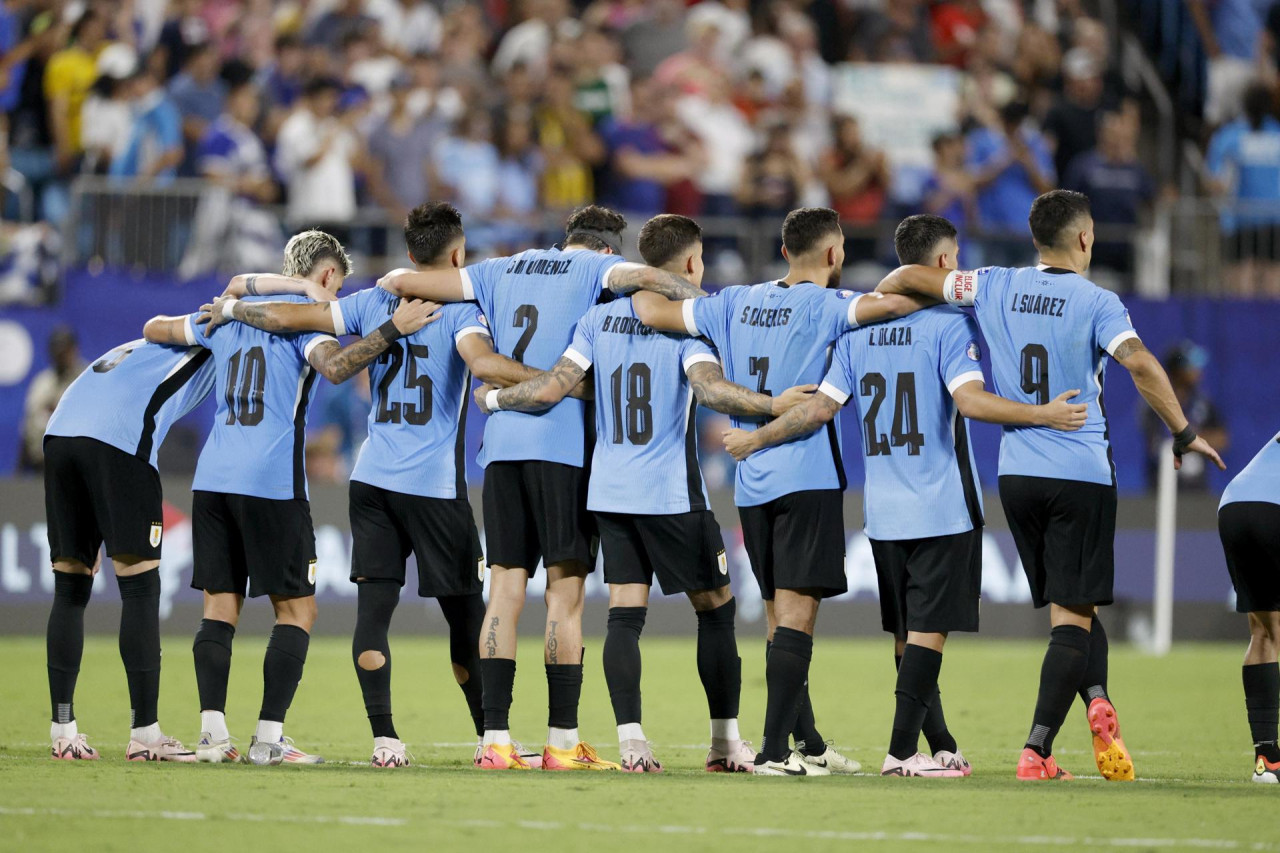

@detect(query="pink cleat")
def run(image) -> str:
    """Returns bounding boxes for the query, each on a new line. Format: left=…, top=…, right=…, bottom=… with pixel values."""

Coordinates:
left=933, top=750, right=972, bottom=776
left=881, top=753, right=965, bottom=777
left=127, top=735, right=197, bottom=762
left=51, top=733, right=99, bottom=761
left=619, top=739, right=663, bottom=773
left=371, top=737, right=410, bottom=768
left=705, top=739, right=757, bottom=773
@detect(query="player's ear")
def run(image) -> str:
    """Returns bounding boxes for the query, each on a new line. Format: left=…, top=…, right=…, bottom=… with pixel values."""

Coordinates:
left=685, top=253, right=695, bottom=276
left=936, top=253, right=949, bottom=269
left=406, top=249, right=418, bottom=265
left=781, top=245, right=790, bottom=263
left=450, top=246, right=463, bottom=268
left=827, top=244, right=837, bottom=267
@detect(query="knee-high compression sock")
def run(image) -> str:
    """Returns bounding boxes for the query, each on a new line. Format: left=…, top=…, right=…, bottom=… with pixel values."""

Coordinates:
left=439, top=593, right=486, bottom=737
left=480, top=658, right=516, bottom=738
left=546, top=658, right=584, bottom=747
left=353, top=580, right=399, bottom=739
left=895, top=651, right=957, bottom=755
left=47, top=572, right=93, bottom=726
left=696, top=599, right=741, bottom=722
left=193, top=619, right=235, bottom=740
left=603, top=607, right=646, bottom=726
left=1078, top=615, right=1110, bottom=705
left=888, top=645, right=943, bottom=761
left=1243, top=662, right=1280, bottom=761
left=117, top=570, right=162, bottom=730
left=1025, top=625, right=1091, bottom=759
left=259, top=624, right=310, bottom=725
left=760, top=627, right=812, bottom=763
left=768, top=638, right=824, bottom=754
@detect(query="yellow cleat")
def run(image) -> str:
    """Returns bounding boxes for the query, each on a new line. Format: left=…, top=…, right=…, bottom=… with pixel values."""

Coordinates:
left=476, top=742, right=531, bottom=770
left=1088, top=697, right=1135, bottom=781
left=541, top=741, right=621, bottom=771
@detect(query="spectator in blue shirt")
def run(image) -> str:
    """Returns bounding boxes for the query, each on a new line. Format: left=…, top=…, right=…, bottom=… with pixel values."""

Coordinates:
left=965, top=101, right=1054, bottom=266
left=597, top=78, right=701, bottom=216
left=922, top=131, right=976, bottom=240
left=1188, top=0, right=1265, bottom=125
left=168, top=43, right=226, bottom=176
left=110, top=69, right=182, bottom=182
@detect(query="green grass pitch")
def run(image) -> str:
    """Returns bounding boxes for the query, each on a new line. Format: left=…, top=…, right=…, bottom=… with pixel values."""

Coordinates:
left=0, top=633, right=1273, bottom=852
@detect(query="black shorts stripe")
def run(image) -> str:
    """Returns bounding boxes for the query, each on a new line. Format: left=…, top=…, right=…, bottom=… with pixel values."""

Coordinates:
left=684, top=394, right=707, bottom=512
left=454, top=368, right=471, bottom=497
left=136, top=348, right=212, bottom=462
left=292, top=367, right=318, bottom=500
left=952, top=409, right=984, bottom=530
left=1096, top=363, right=1117, bottom=487
left=825, top=419, right=847, bottom=492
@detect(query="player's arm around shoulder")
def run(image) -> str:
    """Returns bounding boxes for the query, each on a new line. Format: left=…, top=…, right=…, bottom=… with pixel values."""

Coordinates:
left=307, top=298, right=440, bottom=384
left=951, top=380, right=1087, bottom=430
left=143, top=312, right=202, bottom=347
left=377, top=266, right=469, bottom=302
left=686, top=359, right=815, bottom=419
left=605, top=261, right=706, bottom=301
left=221, top=273, right=335, bottom=303
left=475, top=353, right=588, bottom=415
left=201, top=294, right=343, bottom=335
left=720, top=384, right=843, bottom=462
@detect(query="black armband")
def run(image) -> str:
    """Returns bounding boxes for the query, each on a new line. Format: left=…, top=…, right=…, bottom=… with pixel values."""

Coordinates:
left=1172, top=424, right=1197, bottom=456
left=377, top=319, right=404, bottom=343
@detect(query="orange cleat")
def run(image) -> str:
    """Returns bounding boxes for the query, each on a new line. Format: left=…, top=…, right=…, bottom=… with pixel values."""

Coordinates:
left=541, top=741, right=620, bottom=771
left=1087, top=697, right=1135, bottom=781
left=1016, top=748, right=1073, bottom=781
left=476, top=742, right=531, bottom=770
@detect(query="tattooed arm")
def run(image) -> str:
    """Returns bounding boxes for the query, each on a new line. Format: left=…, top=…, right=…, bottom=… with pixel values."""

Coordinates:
left=1113, top=336, right=1225, bottom=470
left=477, top=357, right=586, bottom=414
left=307, top=299, right=438, bottom=384
left=720, top=392, right=843, bottom=461
left=201, top=296, right=339, bottom=334
left=686, top=361, right=816, bottom=418
left=221, top=273, right=336, bottom=302
left=606, top=262, right=705, bottom=301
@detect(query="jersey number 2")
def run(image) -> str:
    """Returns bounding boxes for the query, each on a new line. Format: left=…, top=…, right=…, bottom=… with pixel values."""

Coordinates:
left=859, top=372, right=924, bottom=456
left=512, top=304, right=538, bottom=363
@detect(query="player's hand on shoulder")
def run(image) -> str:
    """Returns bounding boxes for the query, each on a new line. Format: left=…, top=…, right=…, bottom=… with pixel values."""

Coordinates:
left=201, top=295, right=237, bottom=332
left=474, top=383, right=496, bottom=414
left=377, top=268, right=415, bottom=293
left=304, top=280, right=338, bottom=303
left=1175, top=435, right=1227, bottom=472
left=721, top=427, right=757, bottom=461
left=1037, top=389, right=1088, bottom=432
left=772, top=384, right=817, bottom=417
left=391, top=298, right=441, bottom=336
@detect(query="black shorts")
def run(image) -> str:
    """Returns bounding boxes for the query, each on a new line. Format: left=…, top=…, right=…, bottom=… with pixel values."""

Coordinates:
left=44, top=436, right=164, bottom=566
left=870, top=528, right=982, bottom=635
left=998, top=475, right=1116, bottom=609
left=1226, top=226, right=1280, bottom=262
left=738, top=489, right=847, bottom=600
left=481, top=461, right=596, bottom=572
left=349, top=480, right=484, bottom=597
left=596, top=510, right=729, bottom=595
left=1219, top=501, right=1280, bottom=613
left=191, top=490, right=317, bottom=598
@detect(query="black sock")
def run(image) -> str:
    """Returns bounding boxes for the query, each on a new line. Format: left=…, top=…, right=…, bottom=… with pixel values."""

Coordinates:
left=695, top=599, right=741, bottom=720
left=193, top=618, right=235, bottom=713
left=604, top=607, right=646, bottom=725
left=1025, top=624, right=1091, bottom=758
left=47, top=572, right=93, bottom=723
left=896, top=651, right=957, bottom=755
left=439, top=593, right=486, bottom=737
left=1243, top=662, right=1280, bottom=760
left=480, top=658, right=516, bottom=731
left=888, top=645, right=943, bottom=760
left=546, top=662, right=583, bottom=729
left=760, top=627, right=812, bottom=762
left=768, top=638, right=824, bottom=754
left=259, top=624, right=310, bottom=723
left=117, top=570, right=162, bottom=729
left=353, top=581, right=399, bottom=739
left=1078, top=615, right=1109, bottom=706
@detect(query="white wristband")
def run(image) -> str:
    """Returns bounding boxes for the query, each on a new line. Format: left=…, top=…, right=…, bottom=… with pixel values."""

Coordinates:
left=221, top=299, right=238, bottom=321
left=485, top=389, right=502, bottom=412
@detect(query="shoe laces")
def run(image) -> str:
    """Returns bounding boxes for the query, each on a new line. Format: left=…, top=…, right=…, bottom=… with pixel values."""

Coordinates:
left=576, top=742, right=602, bottom=762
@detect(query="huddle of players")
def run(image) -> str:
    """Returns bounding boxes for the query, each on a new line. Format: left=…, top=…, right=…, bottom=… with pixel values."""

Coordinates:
left=41, top=190, right=1279, bottom=782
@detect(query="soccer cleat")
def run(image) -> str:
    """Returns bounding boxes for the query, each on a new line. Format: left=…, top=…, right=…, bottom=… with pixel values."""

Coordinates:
left=797, top=741, right=861, bottom=774
left=476, top=742, right=531, bottom=770
left=1087, top=697, right=1135, bottom=781
left=195, top=733, right=244, bottom=764
left=247, top=735, right=324, bottom=766
left=753, top=751, right=830, bottom=777
left=1016, top=748, right=1073, bottom=781
left=50, top=733, right=99, bottom=761
left=1253, top=754, right=1280, bottom=784
left=541, top=741, right=621, bottom=771
left=371, top=737, right=409, bottom=768
left=619, top=739, right=663, bottom=773
left=880, top=752, right=965, bottom=778
left=933, top=749, right=972, bottom=776
left=706, top=740, right=757, bottom=773
left=474, top=738, right=542, bottom=769
left=126, top=735, right=197, bottom=762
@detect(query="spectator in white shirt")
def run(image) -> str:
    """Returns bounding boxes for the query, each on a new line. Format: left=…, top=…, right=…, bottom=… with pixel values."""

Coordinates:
left=274, top=77, right=359, bottom=225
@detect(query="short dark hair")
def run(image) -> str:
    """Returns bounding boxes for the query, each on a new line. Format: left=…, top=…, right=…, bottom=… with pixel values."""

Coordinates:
left=781, top=207, right=842, bottom=257
left=1028, top=190, right=1091, bottom=249
left=304, top=77, right=341, bottom=99
left=565, top=204, right=627, bottom=253
left=404, top=202, right=465, bottom=265
left=893, top=214, right=958, bottom=266
left=1244, top=81, right=1274, bottom=129
left=637, top=214, right=702, bottom=268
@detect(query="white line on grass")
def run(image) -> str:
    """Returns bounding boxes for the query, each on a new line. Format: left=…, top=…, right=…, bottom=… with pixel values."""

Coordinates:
left=0, top=806, right=404, bottom=827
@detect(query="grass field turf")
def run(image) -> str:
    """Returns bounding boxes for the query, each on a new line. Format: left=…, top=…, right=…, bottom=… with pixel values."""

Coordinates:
left=0, top=633, right=1273, bottom=852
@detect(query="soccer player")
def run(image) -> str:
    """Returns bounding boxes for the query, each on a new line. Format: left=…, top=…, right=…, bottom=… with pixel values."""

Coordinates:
left=876, top=190, right=1225, bottom=781
left=722, top=214, right=1088, bottom=778
left=476, top=214, right=814, bottom=772
left=41, top=274, right=334, bottom=762
left=1218, top=432, right=1280, bottom=783
left=143, top=230, right=437, bottom=766
left=378, top=205, right=705, bottom=771
left=630, top=207, right=934, bottom=775
left=204, top=203, right=575, bottom=768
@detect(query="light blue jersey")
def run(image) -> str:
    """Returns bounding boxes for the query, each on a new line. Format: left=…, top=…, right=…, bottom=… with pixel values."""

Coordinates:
left=332, top=286, right=489, bottom=499
left=821, top=307, right=985, bottom=540
left=685, top=281, right=863, bottom=506
left=565, top=298, right=717, bottom=515
left=45, top=339, right=214, bottom=468
left=188, top=295, right=336, bottom=500
left=1221, top=432, right=1280, bottom=508
left=949, top=265, right=1138, bottom=486
left=461, top=247, right=626, bottom=468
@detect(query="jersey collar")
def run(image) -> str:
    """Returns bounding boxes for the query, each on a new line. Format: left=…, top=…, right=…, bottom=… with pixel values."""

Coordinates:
left=1035, top=264, right=1074, bottom=275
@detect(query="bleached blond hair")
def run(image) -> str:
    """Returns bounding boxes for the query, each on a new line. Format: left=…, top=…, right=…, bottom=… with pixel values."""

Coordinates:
left=282, top=229, right=353, bottom=278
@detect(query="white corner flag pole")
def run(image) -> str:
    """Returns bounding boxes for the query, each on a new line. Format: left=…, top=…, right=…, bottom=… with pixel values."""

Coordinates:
left=1152, top=438, right=1177, bottom=656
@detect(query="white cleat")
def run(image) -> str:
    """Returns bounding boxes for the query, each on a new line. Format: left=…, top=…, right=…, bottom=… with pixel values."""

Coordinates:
left=195, top=733, right=245, bottom=763
left=706, top=739, right=757, bottom=773
left=754, top=751, right=831, bottom=777
left=619, top=739, right=663, bottom=773
left=247, top=735, right=324, bottom=765
left=127, top=735, right=197, bottom=763
left=797, top=741, right=861, bottom=774
left=371, top=737, right=410, bottom=768
left=881, top=752, right=965, bottom=777
left=933, top=749, right=972, bottom=776
left=50, top=733, right=99, bottom=761
left=1253, top=755, right=1280, bottom=784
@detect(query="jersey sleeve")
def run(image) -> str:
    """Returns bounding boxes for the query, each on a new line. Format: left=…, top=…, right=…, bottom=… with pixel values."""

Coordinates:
left=563, top=314, right=596, bottom=369
left=687, top=289, right=734, bottom=348
left=329, top=289, right=371, bottom=337
left=819, top=288, right=863, bottom=334
left=453, top=306, right=491, bottom=345
left=950, top=266, right=1005, bottom=308
left=593, top=254, right=629, bottom=297
left=185, top=312, right=211, bottom=348
left=1093, top=289, right=1139, bottom=356
left=938, top=313, right=986, bottom=395
left=679, top=336, right=718, bottom=374
left=817, top=332, right=857, bottom=405
left=458, top=257, right=507, bottom=318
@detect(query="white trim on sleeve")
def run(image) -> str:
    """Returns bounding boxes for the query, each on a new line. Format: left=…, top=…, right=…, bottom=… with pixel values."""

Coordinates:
left=1104, top=330, right=1139, bottom=357
left=846, top=293, right=865, bottom=328
left=303, top=334, right=338, bottom=360
left=329, top=300, right=347, bottom=337
left=682, top=352, right=718, bottom=372
left=563, top=347, right=592, bottom=370
left=681, top=299, right=700, bottom=336
left=459, top=268, right=476, bottom=301
left=183, top=317, right=197, bottom=346
left=817, top=380, right=850, bottom=405
left=943, top=270, right=979, bottom=306
left=454, top=325, right=489, bottom=344
left=946, top=370, right=985, bottom=396
left=601, top=262, right=621, bottom=292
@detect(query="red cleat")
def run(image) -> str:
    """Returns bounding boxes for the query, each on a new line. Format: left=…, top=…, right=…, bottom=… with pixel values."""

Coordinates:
left=1016, top=748, right=1073, bottom=781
